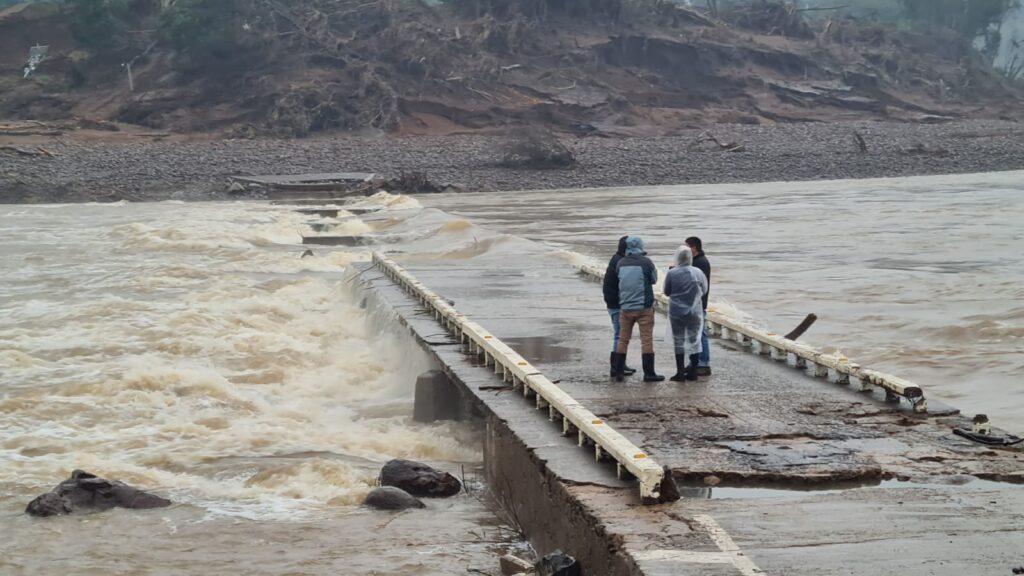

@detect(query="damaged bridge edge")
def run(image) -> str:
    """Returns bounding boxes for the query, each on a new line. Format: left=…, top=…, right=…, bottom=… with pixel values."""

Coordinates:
left=370, top=251, right=666, bottom=503
left=344, top=261, right=650, bottom=576
left=577, top=264, right=929, bottom=413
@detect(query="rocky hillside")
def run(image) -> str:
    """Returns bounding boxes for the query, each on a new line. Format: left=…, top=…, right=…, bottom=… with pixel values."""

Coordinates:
left=1, top=0, right=1022, bottom=138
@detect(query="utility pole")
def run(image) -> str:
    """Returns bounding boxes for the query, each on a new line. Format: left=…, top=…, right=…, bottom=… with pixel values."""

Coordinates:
left=125, top=62, right=135, bottom=93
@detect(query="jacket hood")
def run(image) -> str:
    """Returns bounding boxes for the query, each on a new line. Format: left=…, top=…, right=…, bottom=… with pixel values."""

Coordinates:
left=616, top=236, right=628, bottom=257
left=625, top=236, right=645, bottom=256
left=674, top=245, right=693, bottom=267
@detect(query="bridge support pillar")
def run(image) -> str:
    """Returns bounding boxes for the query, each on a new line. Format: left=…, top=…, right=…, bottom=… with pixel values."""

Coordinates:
left=413, top=370, right=461, bottom=423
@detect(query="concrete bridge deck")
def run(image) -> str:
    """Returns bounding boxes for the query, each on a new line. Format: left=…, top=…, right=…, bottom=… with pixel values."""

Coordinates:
left=317, top=200, right=1024, bottom=576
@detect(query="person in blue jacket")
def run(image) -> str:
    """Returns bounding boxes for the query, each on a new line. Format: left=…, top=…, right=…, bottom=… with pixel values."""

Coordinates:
left=613, top=236, right=664, bottom=383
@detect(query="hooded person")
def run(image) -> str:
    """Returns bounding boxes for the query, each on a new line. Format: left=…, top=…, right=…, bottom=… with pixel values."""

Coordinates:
left=686, top=236, right=712, bottom=375
left=663, top=245, right=709, bottom=381
left=603, top=236, right=636, bottom=377
left=614, top=236, right=664, bottom=382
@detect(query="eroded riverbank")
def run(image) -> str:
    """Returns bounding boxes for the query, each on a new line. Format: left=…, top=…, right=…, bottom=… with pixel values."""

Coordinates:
left=3, top=119, right=1024, bottom=203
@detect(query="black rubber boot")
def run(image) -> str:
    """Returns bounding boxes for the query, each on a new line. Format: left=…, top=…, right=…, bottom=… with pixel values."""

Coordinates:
left=669, top=353, right=688, bottom=382
left=610, top=352, right=637, bottom=376
left=686, top=354, right=700, bottom=381
left=642, top=353, right=665, bottom=382
left=609, top=351, right=616, bottom=377
left=612, top=353, right=627, bottom=383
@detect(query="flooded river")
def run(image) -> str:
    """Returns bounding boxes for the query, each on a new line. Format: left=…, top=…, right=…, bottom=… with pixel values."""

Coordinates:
left=0, top=197, right=516, bottom=575
left=426, top=170, right=1024, bottom=433
left=1, top=170, right=1021, bottom=574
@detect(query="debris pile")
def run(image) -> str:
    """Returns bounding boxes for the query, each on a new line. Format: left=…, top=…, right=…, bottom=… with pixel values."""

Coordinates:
left=723, top=0, right=812, bottom=39
left=500, top=127, right=576, bottom=169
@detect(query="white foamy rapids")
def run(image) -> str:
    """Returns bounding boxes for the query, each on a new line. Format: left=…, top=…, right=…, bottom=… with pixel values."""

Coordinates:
left=261, top=191, right=421, bottom=212
left=359, top=208, right=526, bottom=261
left=298, top=218, right=375, bottom=238
left=0, top=199, right=478, bottom=521
left=359, top=191, right=423, bottom=211
left=552, top=248, right=598, bottom=269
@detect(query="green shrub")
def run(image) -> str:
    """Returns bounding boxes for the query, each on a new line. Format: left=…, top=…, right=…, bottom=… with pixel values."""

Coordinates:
left=62, top=0, right=134, bottom=52
left=158, top=0, right=262, bottom=72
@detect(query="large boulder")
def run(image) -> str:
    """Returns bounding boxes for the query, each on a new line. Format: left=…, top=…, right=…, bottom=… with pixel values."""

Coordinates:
left=363, top=486, right=426, bottom=511
left=379, top=459, right=461, bottom=497
left=26, top=470, right=172, bottom=517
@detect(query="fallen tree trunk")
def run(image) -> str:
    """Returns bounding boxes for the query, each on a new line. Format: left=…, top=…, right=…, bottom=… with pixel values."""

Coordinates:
left=689, top=131, right=745, bottom=152
left=0, top=145, right=47, bottom=157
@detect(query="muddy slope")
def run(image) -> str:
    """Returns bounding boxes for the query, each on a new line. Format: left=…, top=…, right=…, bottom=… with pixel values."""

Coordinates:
left=1, top=1, right=1022, bottom=137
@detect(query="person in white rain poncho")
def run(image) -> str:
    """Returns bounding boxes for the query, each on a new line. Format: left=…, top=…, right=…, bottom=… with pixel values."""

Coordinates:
left=663, top=245, right=709, bottom=382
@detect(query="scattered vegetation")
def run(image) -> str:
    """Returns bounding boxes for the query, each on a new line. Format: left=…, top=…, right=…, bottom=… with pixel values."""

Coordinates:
left=61, top=0, right=136, bottom=53
left=47, top=0, right=1021, bottom=55
left=721, top=0, right=812, bottom=38
left=158, top=0, right=265, bottom=71
left=899, top=0, right=1019, bottom=61
left=722, top=0, right=1022, bottom=66
left=2, top=0, right=1022, bottom=136
left=445, top=0, right=631, bottom=21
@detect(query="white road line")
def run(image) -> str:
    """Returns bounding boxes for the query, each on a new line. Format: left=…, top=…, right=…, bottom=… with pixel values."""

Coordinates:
left=694, top=514, right=766, bottom=576
left=629, top=514, right=766, bottom=575
left=632, top=549, right=735, bottom=564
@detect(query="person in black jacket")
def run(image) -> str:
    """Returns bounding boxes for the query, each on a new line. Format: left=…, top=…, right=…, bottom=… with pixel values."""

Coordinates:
left=603, top=236, right=636, bottom=377
left=686, top=236, right=712, bottom=376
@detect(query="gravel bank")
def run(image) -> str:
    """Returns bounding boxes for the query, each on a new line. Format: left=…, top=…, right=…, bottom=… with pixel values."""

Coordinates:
left=2, top=120, right=1024, bottom=203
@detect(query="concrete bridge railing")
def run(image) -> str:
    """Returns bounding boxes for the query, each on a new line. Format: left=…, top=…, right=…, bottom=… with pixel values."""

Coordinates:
left=372, top=252, right=668, bottom=503
left=577, top=264, right=929, bottom=414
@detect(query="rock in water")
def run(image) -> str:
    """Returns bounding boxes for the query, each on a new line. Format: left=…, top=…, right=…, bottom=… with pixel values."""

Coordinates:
left=363, top=486, right=426, bottom=510
left=25, top=470, right=172, bottom=517
left=379, top=459, right=461, bottom=497
left=25, top=492, right=73, bottom=517
left=536, top=550, right=580, bottom=576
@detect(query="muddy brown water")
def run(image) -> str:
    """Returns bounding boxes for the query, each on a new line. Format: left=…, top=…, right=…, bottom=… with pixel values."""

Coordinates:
left=0, top=195, right=522, bottom=575
left=2, top=171, right=1022, bottom=573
